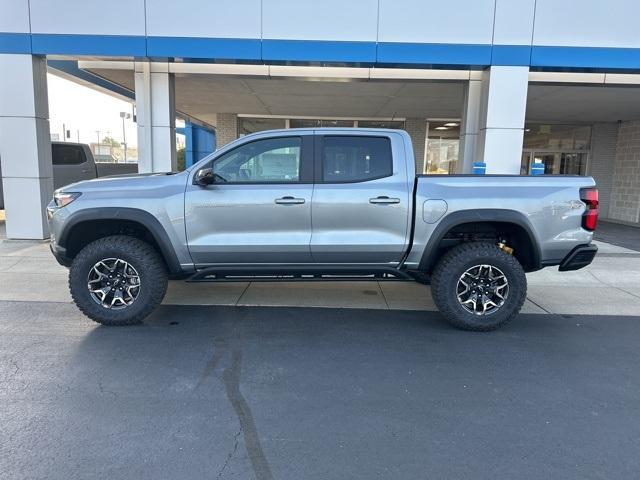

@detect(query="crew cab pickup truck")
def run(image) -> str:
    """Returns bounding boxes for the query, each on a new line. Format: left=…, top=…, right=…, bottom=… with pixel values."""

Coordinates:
left=47, top=128, right=598, bottom=331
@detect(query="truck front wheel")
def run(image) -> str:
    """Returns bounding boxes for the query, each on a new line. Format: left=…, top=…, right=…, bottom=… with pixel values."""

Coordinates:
left=69, top=235, right=168, bottom=326
left=430, top=242, right=527, bottom=331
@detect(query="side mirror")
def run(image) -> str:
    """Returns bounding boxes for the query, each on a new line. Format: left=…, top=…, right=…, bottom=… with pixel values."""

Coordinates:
left=194, top=167, right=215, bottom=186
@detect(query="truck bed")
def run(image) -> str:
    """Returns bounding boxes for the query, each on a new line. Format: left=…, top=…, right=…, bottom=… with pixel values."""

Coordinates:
left=404, top=174, right=596, bottom=269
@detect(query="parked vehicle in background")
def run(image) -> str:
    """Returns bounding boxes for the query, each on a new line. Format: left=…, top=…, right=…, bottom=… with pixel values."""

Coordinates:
left=52, top=142, right=96, bottom=189
left=46, top=128, right=599, bottom=331
left=51, top=142, right=138, bottom=189
left=0, top=142, right=137, bottom=209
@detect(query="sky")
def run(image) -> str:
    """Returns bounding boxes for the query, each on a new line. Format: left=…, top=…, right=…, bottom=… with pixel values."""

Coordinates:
left=47, top=73, right=138, bottom=147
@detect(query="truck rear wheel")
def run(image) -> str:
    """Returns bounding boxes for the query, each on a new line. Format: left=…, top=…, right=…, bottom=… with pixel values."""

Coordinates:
left=430, top=242, right=527, bottom=331
left=69, top=235, right=168, bottom=326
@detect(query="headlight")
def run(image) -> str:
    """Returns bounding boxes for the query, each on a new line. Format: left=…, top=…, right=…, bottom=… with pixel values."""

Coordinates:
left=53, top=191, right=82, bottom=208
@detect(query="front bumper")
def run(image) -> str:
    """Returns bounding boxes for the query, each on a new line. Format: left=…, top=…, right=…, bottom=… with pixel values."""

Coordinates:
left=50, top=242, right=72, bottom=268
left=559, top=244, right=598, bottom=271
left=47, top=200, right=74, bottom=268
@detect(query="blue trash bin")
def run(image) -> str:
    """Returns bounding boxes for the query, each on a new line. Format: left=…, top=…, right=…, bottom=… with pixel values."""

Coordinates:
left=473, top=162, right=486, bottom=175
left=530, top=162, right=545, bottom=175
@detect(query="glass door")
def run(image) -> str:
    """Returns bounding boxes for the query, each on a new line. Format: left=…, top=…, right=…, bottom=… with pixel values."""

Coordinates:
left=425, top=120, right=460, bottom=174
left=521, top=150, right=588, bottom=175
left=522, top=124, right=591, bottom=175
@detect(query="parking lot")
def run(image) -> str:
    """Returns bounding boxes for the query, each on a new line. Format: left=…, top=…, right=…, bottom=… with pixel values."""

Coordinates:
left=2, top=218, right=640, bottom=479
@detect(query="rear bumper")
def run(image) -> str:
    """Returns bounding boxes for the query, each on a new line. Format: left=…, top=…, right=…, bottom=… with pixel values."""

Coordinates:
left=558, top=244, right=598, bottom=272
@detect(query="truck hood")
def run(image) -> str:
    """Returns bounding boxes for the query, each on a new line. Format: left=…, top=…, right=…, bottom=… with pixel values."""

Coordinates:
left=58, top=171, right=183, bottom=192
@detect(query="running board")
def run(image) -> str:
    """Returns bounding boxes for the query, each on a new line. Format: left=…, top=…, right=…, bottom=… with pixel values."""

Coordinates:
left=186, top=265, right=414, bottom=282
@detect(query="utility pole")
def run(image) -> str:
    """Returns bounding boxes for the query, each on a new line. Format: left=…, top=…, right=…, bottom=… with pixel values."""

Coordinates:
left=120, top=112, right=131, bottom=162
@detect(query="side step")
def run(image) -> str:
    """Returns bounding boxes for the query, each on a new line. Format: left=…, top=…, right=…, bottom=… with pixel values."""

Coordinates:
left=187, top=265, right=414, bottom=282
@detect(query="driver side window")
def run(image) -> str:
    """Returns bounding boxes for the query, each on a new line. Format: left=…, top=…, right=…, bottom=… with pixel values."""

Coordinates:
left=212, top=137, right=301, bottom=183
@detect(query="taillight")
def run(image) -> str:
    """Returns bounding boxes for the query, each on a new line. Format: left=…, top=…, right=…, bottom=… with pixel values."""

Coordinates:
left=580, top=187, right=599, bottom=231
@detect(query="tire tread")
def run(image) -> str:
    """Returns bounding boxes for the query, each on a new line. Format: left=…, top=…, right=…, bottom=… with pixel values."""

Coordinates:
left=69, top=235, right=168, bottom=326
left=430, top=242, right=527, bottom=331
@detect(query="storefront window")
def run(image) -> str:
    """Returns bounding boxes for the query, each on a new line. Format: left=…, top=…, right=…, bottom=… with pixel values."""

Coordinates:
left=239, top=117, right=286, bottom=136
left=358, top=120, right=405, bottom=129
left=289, top=119, right=354, bottom=128
left=521, top=124, right=592, bottom=175
left=523, top=124, right=591, bottom=151
left=240, top=117, right=407, bottom=132
left=425, top=120, right=460, bottom=174
left=521, top=151, right=589, bottom=175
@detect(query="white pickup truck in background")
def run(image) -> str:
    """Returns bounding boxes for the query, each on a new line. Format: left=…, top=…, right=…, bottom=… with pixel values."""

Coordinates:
left=0, top=141, right=137, bottom=209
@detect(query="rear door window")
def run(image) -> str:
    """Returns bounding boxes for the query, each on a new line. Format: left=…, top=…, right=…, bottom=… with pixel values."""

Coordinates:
left=321, top=136, right=393, bottom=183
left=52, top=144, right=87, bottom=165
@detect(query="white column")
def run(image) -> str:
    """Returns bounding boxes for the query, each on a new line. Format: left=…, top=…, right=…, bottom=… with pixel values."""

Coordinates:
left=458, top=79, right=482, bottom=173
left=135, top=62, right=176, bottom=173
left=476, top=66, right=529, bottom=174
left=0, top=54, right=53, bottom=239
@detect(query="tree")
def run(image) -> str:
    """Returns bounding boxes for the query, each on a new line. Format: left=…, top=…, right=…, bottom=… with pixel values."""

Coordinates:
left=177, top=147, right=185, bottom=171
left=101, top=136, right=121, bottom=148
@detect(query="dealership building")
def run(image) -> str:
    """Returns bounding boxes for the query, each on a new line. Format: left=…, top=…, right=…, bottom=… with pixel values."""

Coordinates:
left=1, top=0, right=640, bottom=238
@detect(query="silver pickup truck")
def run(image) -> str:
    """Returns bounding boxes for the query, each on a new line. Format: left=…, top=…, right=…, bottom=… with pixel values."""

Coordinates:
left=47, top=128, right=599, bottom=331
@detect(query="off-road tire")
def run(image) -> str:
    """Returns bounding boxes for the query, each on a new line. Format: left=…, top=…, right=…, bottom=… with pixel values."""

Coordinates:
left=430, top=242, right=527, bottom=331
left=69, top=235, right=168, bottom=326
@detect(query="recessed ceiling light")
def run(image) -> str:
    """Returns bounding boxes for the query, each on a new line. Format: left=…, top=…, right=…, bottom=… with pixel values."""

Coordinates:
left=444, top=122, right=459, bottom=127
left=434, top=126, right=449, bottom=130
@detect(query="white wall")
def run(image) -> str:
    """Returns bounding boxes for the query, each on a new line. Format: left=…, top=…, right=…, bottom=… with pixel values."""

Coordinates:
left=492, top=0, right=536, bottom=46
left=263, top=0, right=378, bottom=41
left=378, top=0, right=495, bottom=44
left=533, top=0, right=640, bottom=48
left=146, top=0, right=261, bottom=39
left=5, top=0, right=640, bottom=51
left=0, top=0, right=30, bottom=33
left=28, top=0, right=146, bottom=35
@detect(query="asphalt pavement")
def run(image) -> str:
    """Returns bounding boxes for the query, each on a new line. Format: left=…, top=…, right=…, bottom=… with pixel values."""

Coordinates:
left=2, top=301, right=640, bottom=480
left=2, top=215, right=640, bottom=479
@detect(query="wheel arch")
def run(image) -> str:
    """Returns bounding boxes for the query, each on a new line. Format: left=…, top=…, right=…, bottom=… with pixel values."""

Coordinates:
left=57, top=207, right=183, bottom=275
left=418, top=209, right=542, bottom=273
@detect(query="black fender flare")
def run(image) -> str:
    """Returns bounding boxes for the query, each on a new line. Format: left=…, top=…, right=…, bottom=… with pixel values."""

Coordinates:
left=58, top=207, right=183, bottom=274
left=418, top=209, right=542, bottom=272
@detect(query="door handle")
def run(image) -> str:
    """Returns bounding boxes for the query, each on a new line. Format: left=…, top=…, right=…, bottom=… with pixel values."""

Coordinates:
left=369, top=196, right=400, bottom=204
left=275, top=196, right=306, bottom=205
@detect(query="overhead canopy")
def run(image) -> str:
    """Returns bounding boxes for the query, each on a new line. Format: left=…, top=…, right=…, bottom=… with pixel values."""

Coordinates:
left=78, top=66, right=640, bottom=125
